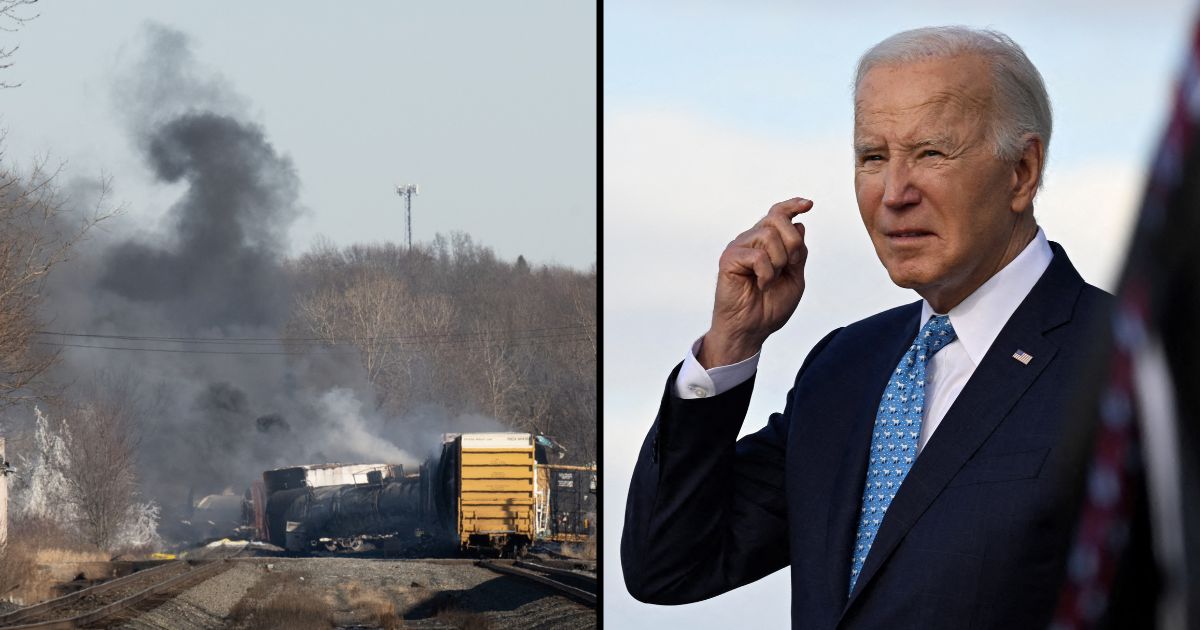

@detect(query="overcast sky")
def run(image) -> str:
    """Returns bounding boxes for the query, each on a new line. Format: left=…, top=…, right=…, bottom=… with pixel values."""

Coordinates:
left=1, top=1, right=596, bottom=269
left=605, top=1, right=1195, bottom=627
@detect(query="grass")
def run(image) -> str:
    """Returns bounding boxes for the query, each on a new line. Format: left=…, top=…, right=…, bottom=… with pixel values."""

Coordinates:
left=434, top=606, right=494, bottom=630
left=228, top=569, right=335, bottom=630
left=29, top=547, right=109, bottom=564
left=339, top=582, right=403, bottom=629
left=333, top=578, right=494, bottom=629
left=0, top=517, right=109, bottom=605
left=0, top=544, right=35, bottom=603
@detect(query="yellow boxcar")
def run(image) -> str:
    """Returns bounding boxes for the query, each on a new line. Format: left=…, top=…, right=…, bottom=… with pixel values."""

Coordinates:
left=447, top=432, right=535, bottom=554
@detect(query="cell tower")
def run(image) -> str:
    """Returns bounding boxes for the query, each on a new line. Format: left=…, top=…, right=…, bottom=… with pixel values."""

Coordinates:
left=396, top=184, right=419, bottom=249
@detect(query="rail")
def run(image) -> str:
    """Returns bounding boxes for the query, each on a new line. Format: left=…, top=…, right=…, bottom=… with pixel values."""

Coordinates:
left=476, top=558, right=596, bottom=607
left=0, top=546, right=246, bottom=629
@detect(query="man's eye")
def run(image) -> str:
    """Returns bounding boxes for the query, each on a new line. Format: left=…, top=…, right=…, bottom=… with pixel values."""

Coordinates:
left=922, top=149, right=943, bottom=158
left=861, top=155, right=883, bottom=163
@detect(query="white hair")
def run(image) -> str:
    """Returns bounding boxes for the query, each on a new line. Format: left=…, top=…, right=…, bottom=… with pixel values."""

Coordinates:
left=854, top=26, right=1052, bottom=187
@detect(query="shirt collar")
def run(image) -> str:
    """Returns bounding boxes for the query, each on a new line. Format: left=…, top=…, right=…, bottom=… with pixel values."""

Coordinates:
left=919, top=227, right=1053, bottom=365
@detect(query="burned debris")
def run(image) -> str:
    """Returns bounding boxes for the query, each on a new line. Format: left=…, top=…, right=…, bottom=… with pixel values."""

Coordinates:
left=180, top=432, right=596, bottom=557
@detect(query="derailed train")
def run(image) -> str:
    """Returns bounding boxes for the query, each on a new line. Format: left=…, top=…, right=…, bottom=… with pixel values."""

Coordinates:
left=197, top=432, right=596, bottom=554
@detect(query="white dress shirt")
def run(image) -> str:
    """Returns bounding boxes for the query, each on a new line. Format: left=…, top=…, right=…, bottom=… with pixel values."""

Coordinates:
left=675, top=228, right=1054, bottom=453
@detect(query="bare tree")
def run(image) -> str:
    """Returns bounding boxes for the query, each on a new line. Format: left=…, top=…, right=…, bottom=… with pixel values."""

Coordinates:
left=0, top=0, right=38, bottom=89
left=554, top=275, right=597, bottom=464
left=471, top=322, right=527, bottom=422
left=569, top=269, right=597, bottom=462
left=59, top=372, right=145, bottom=549
left=292, top=269, right=455, bottom=411
left=0, top=1, right=115, bottom=408
left=9, top=371, right=152, bottom=551
left=0, top=154, right=113, bottom=406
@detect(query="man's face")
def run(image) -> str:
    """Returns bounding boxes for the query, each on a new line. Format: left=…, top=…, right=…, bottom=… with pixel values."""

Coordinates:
left=853, top=55, right=1023, bottom=311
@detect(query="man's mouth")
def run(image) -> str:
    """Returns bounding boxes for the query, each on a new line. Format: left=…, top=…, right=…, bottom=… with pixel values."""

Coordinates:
left=885, top=229, right=934, bottom=239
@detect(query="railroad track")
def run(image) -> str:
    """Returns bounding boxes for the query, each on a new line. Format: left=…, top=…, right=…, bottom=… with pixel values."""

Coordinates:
left=0, top=547, right=246, bottom=629
left=476, top=558, right=597, bottom=607
left=521, top=557, right=596, bottom=573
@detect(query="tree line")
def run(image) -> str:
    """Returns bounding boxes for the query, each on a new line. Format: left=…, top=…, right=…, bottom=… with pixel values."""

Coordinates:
left=286, top=233, right=597, bottom=463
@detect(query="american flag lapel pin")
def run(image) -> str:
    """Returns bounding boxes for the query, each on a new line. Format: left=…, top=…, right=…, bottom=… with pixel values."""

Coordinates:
left=1012, top=349, right=1033, bottom=365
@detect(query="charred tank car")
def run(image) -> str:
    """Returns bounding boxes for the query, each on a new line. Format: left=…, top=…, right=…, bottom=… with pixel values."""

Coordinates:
left=260, top=463, right=418, bottom=552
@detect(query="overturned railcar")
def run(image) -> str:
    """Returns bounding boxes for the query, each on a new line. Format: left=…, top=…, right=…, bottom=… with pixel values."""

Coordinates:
left=263, top=463, right=402, bottom=494
left=188, top=491, right=249, bottom=541
left=259, top=463, right=418, bottom=551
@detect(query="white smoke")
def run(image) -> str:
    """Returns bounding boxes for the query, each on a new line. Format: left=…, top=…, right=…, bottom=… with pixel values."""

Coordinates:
left=317, top=388, right=418, bottom=466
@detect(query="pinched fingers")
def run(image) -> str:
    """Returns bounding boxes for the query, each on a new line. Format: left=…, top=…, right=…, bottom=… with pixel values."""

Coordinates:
left=730, top=221, right=792, bottom=274
left=720, top=244, right=779, bottom=290
left=758, top=213, right=807, bottom=267
left=719, top=197, right=813, bottom=290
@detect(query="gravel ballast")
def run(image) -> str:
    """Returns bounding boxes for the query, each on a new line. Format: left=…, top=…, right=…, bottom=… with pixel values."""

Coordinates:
left=113, top=563, right=263, bottom=630
left=113, top=557, right=595, bottom=630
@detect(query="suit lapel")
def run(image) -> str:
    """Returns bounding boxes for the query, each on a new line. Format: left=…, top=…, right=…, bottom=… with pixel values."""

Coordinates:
left=841, top=244, right=1084, bottom=613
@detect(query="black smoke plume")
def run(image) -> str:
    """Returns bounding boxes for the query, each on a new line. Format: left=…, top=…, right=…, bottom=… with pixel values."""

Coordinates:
left=99, top=112, right=296, bottom=329
left=31, top=23, right=501, bottom=542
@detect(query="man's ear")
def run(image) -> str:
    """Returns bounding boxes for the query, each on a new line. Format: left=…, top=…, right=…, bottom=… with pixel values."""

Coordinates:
left=1011, top=134, right=1044, bottom=213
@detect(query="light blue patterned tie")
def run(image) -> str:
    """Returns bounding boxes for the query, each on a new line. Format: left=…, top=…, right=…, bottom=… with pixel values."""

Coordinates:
left=848, top=314, right=957, bottom=594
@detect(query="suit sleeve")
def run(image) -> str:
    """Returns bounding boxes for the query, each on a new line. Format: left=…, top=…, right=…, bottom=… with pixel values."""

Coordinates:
left=621, top=328, right=843, bottom=604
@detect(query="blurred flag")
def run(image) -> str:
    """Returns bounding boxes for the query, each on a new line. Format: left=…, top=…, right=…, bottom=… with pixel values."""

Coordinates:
left=1052, top=13, right=1200, bottom=630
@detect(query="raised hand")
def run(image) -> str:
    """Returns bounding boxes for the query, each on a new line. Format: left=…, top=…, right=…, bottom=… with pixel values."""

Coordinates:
left=699, top=197, right=811, bottom=368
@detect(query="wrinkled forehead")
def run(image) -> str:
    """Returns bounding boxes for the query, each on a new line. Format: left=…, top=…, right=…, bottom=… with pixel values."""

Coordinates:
left=853, top=56, right=994, bottom=132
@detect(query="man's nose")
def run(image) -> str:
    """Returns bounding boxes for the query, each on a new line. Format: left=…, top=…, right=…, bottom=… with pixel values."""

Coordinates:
left=882, top=160, right=921, bottom=209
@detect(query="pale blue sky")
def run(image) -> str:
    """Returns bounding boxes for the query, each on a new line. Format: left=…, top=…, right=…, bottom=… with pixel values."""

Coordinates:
left=1, top=1, right=596, bottom=269
left=606, top=2, right=1194, bottom=627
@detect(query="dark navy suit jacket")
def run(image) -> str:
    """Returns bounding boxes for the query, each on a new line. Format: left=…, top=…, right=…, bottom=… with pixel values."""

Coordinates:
left=622, top=244, right=1112, bottom=629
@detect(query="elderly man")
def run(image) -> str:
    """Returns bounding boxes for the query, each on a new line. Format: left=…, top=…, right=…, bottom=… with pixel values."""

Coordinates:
left=621, top=26, right=1112, bottom=629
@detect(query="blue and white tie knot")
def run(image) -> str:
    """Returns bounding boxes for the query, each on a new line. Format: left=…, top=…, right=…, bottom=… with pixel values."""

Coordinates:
left=919, top=314, right=956, bottom=355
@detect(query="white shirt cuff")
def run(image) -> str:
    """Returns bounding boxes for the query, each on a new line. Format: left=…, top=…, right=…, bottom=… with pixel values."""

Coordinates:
left=674, top=336, right=760, bottom=399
